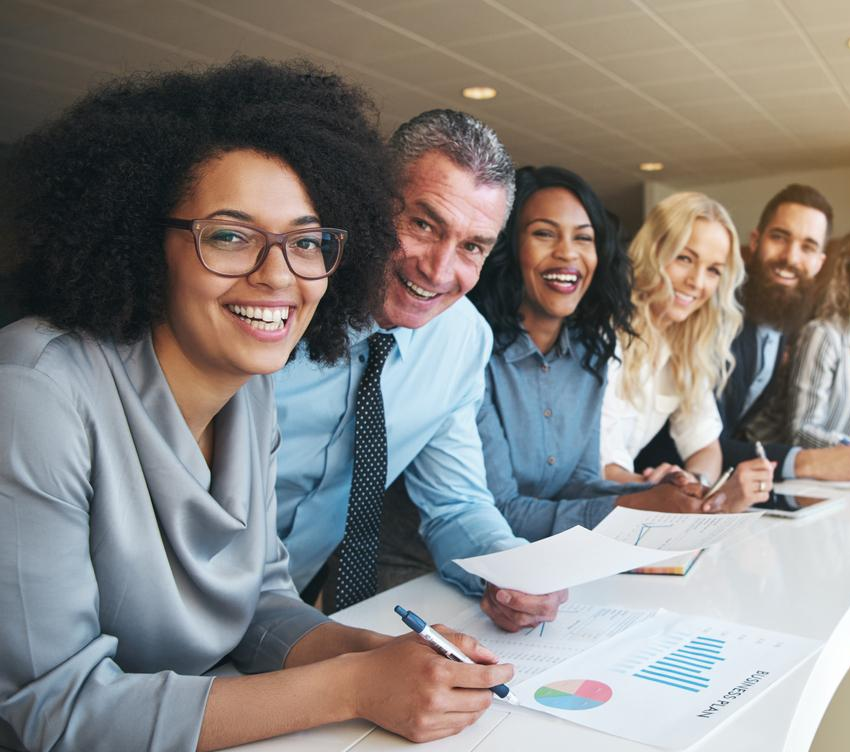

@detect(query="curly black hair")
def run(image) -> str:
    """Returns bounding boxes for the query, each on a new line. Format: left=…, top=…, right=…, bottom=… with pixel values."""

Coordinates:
left=5, top=57, right=399, bottom=364
left=468, top=165, right=635, bottom=381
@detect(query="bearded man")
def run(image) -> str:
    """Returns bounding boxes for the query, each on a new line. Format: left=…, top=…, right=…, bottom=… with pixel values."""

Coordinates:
left=638, top=184, right=850, bottom=483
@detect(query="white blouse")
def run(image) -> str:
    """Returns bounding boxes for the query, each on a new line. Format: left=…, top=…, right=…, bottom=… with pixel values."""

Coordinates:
left=600, top=343, right=723, bottom=473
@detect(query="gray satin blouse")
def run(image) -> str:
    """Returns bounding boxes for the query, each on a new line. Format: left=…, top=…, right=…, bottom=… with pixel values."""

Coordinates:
left=0, top=318, right=328, bottom=752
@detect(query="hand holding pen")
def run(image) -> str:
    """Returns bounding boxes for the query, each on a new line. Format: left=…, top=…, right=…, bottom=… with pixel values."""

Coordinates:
left=395, top=605, right=519, bottom=704
left=347, top=609, right=515, bottom=743
left=701, top=442, right=775, bottom=512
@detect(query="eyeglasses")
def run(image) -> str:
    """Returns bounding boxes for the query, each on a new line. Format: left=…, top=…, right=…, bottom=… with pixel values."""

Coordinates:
left=162, top=218, right=347, bottom=280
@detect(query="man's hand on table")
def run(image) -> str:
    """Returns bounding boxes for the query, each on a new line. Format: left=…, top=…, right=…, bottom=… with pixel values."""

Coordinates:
left=796, top=444, right=850, bottom=482
left=480, top=583, right=569, bottom=632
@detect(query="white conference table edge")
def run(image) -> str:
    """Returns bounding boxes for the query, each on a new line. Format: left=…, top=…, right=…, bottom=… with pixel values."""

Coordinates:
left=221, top=496, right=850, bottom=752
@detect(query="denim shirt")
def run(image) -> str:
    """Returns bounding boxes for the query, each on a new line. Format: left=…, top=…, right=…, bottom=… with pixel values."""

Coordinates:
left=477, top=326, right=639, bottom=541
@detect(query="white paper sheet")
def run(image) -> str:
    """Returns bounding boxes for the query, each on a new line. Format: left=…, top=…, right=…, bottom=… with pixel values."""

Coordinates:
left=452, top=526, right=693, bottom=594
left=454, top=602, right=657, bottom=684
left=512, top=610, right=822, bottom=750
left=593, top=507, right=763, bottom=551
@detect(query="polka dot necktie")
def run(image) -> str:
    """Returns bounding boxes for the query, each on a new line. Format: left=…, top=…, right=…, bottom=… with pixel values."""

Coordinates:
left=335, top=332, right=396, bottom=611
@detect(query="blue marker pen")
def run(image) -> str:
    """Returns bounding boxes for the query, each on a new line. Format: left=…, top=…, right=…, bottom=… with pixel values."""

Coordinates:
left=394, top=605, right=519, bottom=705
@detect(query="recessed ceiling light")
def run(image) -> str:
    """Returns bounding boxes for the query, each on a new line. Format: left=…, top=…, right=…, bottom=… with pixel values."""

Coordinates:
left=462, top=86, right=497, bottom=100
left=639, top=162, right=665, bottom=172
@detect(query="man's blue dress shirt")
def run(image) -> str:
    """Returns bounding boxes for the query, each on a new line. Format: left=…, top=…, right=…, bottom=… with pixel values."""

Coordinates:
left=477, top=326, right=640, bottom=541
left=274, top=297, right=524, bottom=596
left=743, top=324, right=782, bottom=416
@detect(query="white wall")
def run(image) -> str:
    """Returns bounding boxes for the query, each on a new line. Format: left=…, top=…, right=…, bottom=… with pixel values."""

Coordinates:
left=643, top=165, right=850, bottom=241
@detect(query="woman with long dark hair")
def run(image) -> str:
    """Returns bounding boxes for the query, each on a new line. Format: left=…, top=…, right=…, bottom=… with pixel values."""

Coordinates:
left=469, top=166, right=711, bottom=542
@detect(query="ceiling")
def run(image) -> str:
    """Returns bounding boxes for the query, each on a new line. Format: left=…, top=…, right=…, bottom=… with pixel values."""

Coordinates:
left=3, top=0, right=850, bottom=228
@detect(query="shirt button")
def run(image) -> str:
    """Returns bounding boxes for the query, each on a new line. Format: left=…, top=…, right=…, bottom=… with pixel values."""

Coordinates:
left=547, top=456, right=556, bottom=465
left=543, top=408, right=552, bottom=418
left=358, top=354, right=366, bottom=363
left=541, top=363, right=550, bottom=373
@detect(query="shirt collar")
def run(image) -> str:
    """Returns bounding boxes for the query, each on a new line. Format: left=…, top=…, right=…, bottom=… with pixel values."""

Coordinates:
left=501, top=325, right=573, bottom=363
left=350, top=319, right=413, bottom=362
left=755, top=323, right=782, bottom=341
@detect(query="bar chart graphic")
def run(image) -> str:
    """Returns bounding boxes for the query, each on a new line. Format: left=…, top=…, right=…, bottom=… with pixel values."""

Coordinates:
left=632, top=635, right=726, bottom=693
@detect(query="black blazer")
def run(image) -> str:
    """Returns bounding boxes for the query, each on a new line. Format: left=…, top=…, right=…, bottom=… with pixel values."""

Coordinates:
left=635, top=319, right=792, bottom=480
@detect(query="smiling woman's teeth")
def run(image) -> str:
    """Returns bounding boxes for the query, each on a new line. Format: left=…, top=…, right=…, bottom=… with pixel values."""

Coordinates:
left=403, top=277, right=438, bottom=299
left=227, top=304, right=289, bottom=330
left=542, top=272, right=579, bottom=284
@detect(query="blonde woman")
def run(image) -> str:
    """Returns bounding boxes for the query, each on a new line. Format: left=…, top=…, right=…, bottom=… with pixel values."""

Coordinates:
left=601, top=192, right=774, bottom=511
left=786, top=235, right=850, bottom=447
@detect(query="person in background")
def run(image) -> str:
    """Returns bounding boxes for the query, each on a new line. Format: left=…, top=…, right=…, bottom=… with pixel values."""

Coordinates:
left=601, top=192, right=773, bottom=510
left=785, top=234, right=850, bottom=448
left=638, top=184, right=850, bottom=484
left=468, top=166, right=724, bottom=542
left=277, top=109, right=569, bottom=633
left=0, top=60, right=510, bottom=752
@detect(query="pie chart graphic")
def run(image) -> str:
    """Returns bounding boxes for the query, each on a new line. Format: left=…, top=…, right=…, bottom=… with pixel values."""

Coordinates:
left=534, top=679, right=613, bottom=711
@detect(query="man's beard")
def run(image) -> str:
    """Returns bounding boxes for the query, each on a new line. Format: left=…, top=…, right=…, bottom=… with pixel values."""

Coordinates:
left=741, top=256, right=816, bottom=335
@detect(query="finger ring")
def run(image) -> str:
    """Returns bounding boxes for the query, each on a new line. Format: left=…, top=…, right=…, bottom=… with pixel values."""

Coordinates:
left=758, top=480, right=766, bottom=492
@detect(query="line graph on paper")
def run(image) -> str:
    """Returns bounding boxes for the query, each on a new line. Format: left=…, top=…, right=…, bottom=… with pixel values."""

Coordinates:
left=593, top=507, right=760, bottom=552
left=634, top=522, right=674, bottom=546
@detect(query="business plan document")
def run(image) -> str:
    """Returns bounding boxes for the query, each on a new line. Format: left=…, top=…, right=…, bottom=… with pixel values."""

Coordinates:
left=511, top=610, right=821, bottom=749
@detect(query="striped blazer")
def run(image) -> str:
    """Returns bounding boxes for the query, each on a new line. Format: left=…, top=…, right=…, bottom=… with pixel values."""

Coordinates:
left=787, top=317, right=850, bottom=448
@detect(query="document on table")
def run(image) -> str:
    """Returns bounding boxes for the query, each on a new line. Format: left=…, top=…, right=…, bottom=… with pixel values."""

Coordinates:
left=453, top=526, right=693, bottom=594
left=593, top=507, right=762, bottom=551
left=511, top=609, right=822, bottom=750
left=453, top=509, right=761, bottom=594
left=454, top=602, right=657, bottom=684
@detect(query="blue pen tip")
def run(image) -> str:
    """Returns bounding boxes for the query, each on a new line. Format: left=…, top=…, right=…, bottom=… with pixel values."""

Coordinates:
left=394, top=605, right=406, bottom=617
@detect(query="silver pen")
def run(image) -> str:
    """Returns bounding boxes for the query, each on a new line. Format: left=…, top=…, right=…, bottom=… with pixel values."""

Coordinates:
left=704, top=466, right=734, bottom=499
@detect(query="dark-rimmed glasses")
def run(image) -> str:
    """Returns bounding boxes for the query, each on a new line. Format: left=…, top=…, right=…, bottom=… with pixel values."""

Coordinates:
left=162, top=218, right=347, bottom=280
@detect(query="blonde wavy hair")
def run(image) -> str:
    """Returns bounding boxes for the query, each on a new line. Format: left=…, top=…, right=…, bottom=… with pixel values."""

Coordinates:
left=816, top=234, right=850, bottom=329
left=619, top=192, right=745, bottom=414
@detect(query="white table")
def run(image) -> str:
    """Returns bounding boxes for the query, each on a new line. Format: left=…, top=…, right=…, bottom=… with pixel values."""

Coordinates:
left=228, top=498, right=850, bottom=751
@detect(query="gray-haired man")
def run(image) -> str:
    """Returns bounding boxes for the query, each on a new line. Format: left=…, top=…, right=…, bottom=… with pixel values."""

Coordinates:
left=274, top=110, right=567, bottom=631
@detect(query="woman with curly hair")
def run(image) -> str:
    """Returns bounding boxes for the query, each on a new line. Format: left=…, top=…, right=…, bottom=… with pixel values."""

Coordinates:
left=0, top=60, right=509, bottom=752
left=785, top=234, right=850, bottom=447
left=468, top=166, right=714, bottom=542
left=600, top=192, right=773, bottom=510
